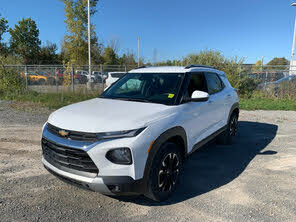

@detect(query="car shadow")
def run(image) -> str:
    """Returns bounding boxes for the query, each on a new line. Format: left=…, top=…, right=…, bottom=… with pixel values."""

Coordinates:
left=118, top=121, right=278, bottom=206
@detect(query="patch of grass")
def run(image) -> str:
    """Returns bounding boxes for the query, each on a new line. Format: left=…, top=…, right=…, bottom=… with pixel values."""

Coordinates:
left=240, top=97, right=296, bottom=111
left=1, top=90, right=296, bottom=112
left=0, top=90, right=100, bottom=110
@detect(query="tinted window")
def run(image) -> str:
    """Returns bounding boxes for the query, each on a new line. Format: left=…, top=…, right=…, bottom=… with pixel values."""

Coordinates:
left=185, top=73, right=208, bottom=97
left=116, top=79, right=143, bottom=94
left=102, top=73, right=184, bottom=105
left=111, top=73, right=125, bottom=78
left=206, top=73, right=224, bottom=94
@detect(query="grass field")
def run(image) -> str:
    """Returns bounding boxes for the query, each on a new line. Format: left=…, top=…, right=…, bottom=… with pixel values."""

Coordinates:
left=0, top=91, right=99, bottom=110
left=239, top=97, right=296, bottom=111
left=1, top=90, right=296, bottom=111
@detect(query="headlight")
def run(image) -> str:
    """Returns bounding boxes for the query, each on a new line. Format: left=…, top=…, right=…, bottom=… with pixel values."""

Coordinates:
left=106, top=148, right=132, bottom=165
left=96, top=127, right=146, bottom=140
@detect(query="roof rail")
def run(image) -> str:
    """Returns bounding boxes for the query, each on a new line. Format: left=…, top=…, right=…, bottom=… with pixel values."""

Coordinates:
left=185, top=64, right=216, bottom=69
left=134, top=65, right=148, bottom=69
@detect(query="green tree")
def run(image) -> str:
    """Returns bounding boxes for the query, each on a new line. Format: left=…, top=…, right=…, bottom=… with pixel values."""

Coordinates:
left=266, top=57, right=289, bottom=71
left=9, top=18, right=41, bottom=64
left=119, top=50, right=136, bottom=65
left=267, top=57, right=289, bottom=66
left=0, top=14, right=9, bottom=54
left=61, top=0, right=101, bottom=65
left=103, top=47, right=118, bottom=65
left=39, top=41, right=60, bottom=64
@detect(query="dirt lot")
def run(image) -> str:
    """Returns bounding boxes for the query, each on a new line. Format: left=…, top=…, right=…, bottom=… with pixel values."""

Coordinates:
left=1, top=100, right=296, bottom=222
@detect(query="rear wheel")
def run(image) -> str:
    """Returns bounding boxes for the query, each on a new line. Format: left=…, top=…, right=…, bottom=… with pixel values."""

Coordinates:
left=39, top=79, right=45, bottom=85
left=217, top=112, right=238, bottom=145
left=145, top=142, right=183, bottom=202
left=48, top=78, right=56, bottom=85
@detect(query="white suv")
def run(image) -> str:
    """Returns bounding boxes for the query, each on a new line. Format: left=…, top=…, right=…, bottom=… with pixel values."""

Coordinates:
left=41, top=65, right=239, bottom=201
left=105, top=72, right=126, bottom=88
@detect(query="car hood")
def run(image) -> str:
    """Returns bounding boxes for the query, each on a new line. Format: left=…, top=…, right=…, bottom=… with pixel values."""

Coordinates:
left=48, top=98, right=175, bottom=133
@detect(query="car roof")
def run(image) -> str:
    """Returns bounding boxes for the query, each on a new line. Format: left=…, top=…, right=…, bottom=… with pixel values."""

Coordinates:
left=129, top=66, right=225, bottom=75
left=108, top=72, right=126, bottom=74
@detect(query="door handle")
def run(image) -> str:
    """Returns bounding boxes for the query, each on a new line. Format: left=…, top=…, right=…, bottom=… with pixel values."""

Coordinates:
left=227, top=94, right=231, bottom=97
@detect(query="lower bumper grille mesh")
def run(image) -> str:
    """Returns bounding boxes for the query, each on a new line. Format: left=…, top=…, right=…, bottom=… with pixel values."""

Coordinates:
left=42, top=138, right=98, bottom=174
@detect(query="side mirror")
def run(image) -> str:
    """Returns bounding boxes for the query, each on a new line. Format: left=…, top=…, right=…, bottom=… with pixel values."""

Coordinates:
left=191, top=90, right=209, bottom=102
left=183, top=90, right=209, bottom=102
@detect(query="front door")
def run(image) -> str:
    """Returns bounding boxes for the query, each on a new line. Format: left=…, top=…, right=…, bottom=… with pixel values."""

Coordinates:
left=181, top=72, right=214, bottom=150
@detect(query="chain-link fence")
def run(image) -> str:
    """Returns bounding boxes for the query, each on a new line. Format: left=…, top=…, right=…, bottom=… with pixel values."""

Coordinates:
left=3, top=64, right=138, bottom=94
left=3, top=64, right=296, bottom=97
left=239, top=65, right=296, bottom=97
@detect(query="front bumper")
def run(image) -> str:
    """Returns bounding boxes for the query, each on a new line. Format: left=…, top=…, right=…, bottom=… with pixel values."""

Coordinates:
left=43, top=157, right=111, bottom=194
left=41, top=122, right=155, bottom=194
left=43, top=157, right=144, bottom=195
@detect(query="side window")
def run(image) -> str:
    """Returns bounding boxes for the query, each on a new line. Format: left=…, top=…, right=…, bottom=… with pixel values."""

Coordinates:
left=185, top=73, right=208, bottom=98
left=206, top=73, right=224, bottom=94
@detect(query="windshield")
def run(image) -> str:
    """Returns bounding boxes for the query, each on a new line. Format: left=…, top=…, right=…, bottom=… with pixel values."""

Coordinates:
left=274, top=75, right=296, bottom=83
left=101, top=73, right=185, bottom=105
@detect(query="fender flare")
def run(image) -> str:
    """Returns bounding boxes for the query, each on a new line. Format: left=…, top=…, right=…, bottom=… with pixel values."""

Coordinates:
left=228, top=102, right=239, bottom=123
left=142, top=126, right=187, bottom=190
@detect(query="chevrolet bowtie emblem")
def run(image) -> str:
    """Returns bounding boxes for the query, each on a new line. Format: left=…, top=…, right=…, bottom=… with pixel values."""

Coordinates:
left=59, top=130, right=69, bottom=137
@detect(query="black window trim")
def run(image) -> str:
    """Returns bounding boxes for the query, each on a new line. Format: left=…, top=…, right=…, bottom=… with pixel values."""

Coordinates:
left=205, top=72, right=225, bottom=95
left=178, top=72, right=209, bottom=104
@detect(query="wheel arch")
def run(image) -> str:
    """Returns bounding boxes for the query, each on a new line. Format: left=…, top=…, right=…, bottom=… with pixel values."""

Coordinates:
left=142, top=126, right=187, bottom=189
left=228, top=102, right=239, bottom=123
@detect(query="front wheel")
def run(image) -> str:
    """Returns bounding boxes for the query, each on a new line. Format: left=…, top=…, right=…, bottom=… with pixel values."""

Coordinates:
left=145, top=142, right=183, bottom=202
left=217, top=112, right=238, bottom=145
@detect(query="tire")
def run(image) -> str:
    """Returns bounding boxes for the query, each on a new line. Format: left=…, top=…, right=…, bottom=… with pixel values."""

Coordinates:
left=217, top=112, right=238, bottom=145
left=39, top=79, right=45, bottom=85
left=74, top=78, right=80, bottom=84
left=48, top=78, right=56, bottom=85
left=145, top=142, right=183, bottom=202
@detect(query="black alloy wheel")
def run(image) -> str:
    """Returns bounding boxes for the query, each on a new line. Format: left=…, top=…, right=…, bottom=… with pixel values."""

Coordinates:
left=229, top=114, right=238, bottom=137
left=158, top=153, right=180, bottom=192
left=216, top=112, right=239, bottom=145
left=146, top=142, right=183, bottom=202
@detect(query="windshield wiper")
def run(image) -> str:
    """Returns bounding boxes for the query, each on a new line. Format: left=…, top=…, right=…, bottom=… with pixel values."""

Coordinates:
left=117, top=98, right=152, bottom=103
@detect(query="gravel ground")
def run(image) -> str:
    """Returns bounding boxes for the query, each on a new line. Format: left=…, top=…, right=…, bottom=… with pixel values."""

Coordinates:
left=1, top=100, right=296, bottom=222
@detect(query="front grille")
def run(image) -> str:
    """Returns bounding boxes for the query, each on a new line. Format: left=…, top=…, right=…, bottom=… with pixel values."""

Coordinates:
left=42, top=138, right=98, bottom=174
left=47, top=123, right=98, bottom=142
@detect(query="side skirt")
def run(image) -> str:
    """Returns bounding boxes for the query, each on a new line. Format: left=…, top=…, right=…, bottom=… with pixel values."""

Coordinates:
left=188, top=125, right=227, bottom=155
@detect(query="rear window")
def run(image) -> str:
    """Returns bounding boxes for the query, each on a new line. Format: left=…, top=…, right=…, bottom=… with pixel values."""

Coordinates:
left=111, top=73, right=125, bottom=78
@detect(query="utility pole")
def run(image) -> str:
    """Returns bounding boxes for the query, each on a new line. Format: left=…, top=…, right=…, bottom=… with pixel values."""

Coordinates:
left=138, top=37, right=140, bottom=67
left=290, top=3, right=296, bottom=75
left=87, top=0, right=92, bottom=89
left=290, top=17, right=296, bottom=75
left=261, top=56, right=264, bottom=71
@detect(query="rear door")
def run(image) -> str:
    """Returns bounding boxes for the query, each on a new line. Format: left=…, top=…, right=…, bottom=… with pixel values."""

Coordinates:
left=205, top=72, right=227, bottom=130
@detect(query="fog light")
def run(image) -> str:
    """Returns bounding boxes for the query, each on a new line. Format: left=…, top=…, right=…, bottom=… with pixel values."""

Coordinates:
left=106, top=148, right=132, bottom=165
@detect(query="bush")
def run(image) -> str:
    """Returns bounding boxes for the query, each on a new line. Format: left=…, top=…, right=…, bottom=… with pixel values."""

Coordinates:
left=237, top=77, right=258, bottom=98
left=0, top=65, right=25, bottom=96
left=183, top=49, right=244, bottom=87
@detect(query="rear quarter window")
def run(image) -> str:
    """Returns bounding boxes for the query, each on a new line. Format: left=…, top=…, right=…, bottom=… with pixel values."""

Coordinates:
left=206, top=73, right=225, bottom=94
